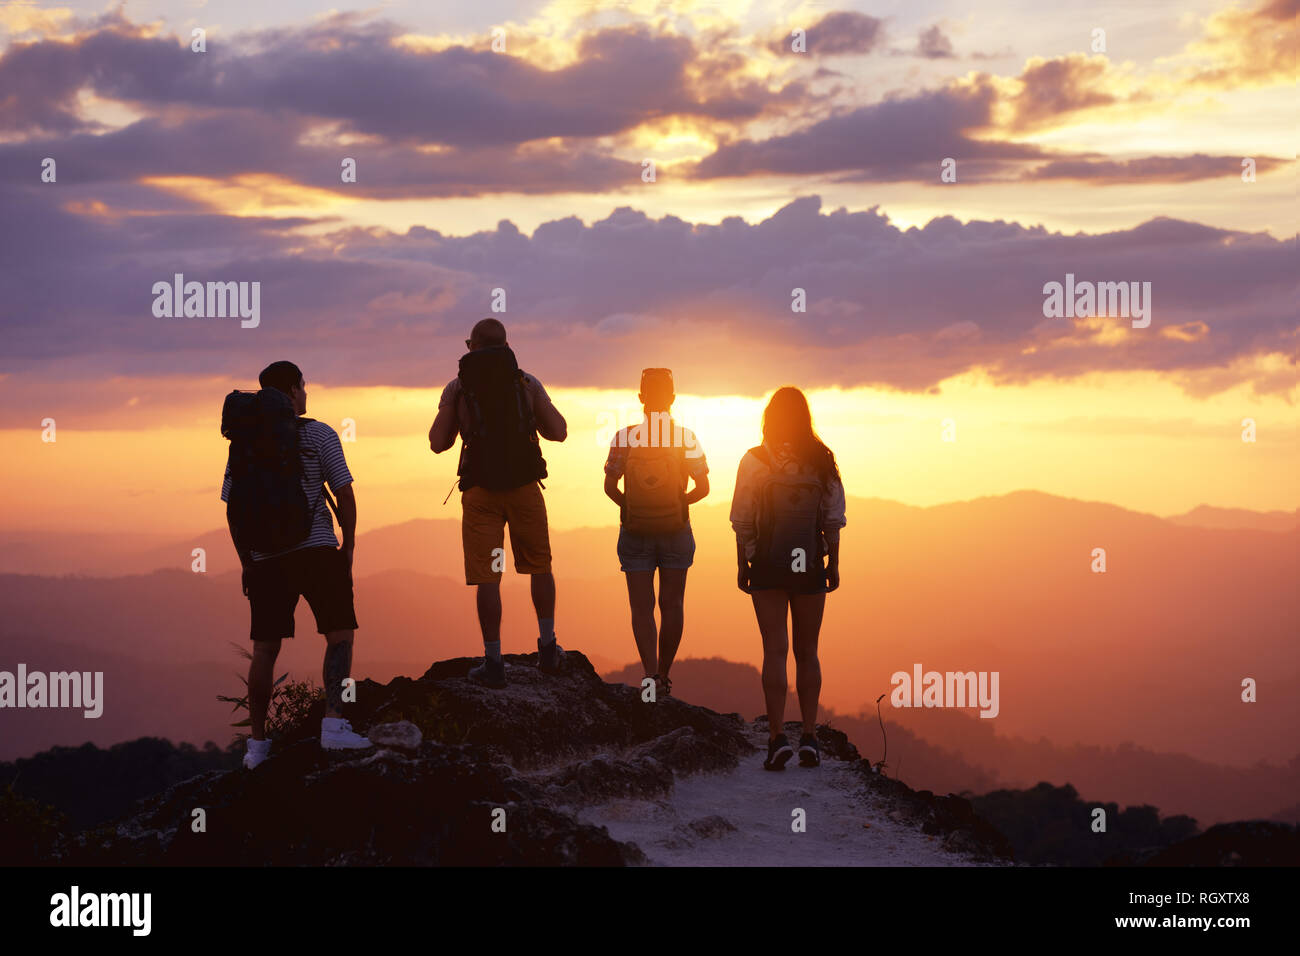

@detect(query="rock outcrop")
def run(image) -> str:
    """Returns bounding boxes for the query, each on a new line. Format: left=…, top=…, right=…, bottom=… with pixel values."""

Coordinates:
left=71, top=652, right=753, bottom=866
left=64, top=651, right=1019, bottom=866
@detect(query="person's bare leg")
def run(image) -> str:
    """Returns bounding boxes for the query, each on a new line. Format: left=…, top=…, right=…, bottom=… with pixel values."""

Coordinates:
left=790, top=593, right=826, bottom=738
left=530, top=571, right=556, bottom=622
left=625, top=571, right=658, bottom=677
left=752, top=590, right=790, bottom=740
left=476, top=582, right=502, bottom=645
left=656, top=568, right=688, bottom=679
left=322, top=629, right=354, bottom=719
left=248, top=639, right=281, bottom=740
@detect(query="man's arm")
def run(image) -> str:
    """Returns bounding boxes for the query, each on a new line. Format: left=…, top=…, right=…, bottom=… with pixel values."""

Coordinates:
left=429, top=405, right=457, bottom=453
left=315, top=423, right=357, bottom=571
left=226, top=516, right=253, bottom=566
left=220, top=457, right=253, bottom=578
left=335, top=483, right=357, bottom=552
left=226, top=515, right=254, bottom=599
left=529, top=377, right=567, bottom=443
left=429, top=381, right=459, bottom=453
left=228, top=517, right=254, bottom=597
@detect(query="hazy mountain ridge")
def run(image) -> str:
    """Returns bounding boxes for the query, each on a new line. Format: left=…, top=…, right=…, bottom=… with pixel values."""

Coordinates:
left=2, top=490, right=1295, bottom=829
left=2, top=490, right=1294, bottom=577
left=1165, top=504, right=1298, bottom=533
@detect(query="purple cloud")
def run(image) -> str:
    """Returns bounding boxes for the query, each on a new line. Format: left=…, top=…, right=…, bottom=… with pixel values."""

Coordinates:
left=1, top=189, right=1293, bottom=401
left=0, top=17, right=806, bottom=146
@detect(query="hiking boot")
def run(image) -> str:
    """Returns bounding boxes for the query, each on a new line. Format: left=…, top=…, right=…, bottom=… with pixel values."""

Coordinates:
left=657, top=674, right=673, bottom=698
left=321, top=717, right=371, bottom=750
left=243, top=737, right=271, bottom=769
left=798, top=732, right=821, bottom=767
left=469, top=656, right=507, bottom=688
left=763, top=733, right=794, bottom=772
left=537, top=638, right=566, bottom=675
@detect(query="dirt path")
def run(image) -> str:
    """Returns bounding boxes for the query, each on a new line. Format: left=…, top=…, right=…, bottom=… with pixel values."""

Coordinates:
left=574, top=727, right=1001, bottom=866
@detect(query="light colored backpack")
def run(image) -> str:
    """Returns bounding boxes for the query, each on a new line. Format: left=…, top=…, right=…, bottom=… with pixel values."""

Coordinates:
left=623, top=443, right=688, bottom=534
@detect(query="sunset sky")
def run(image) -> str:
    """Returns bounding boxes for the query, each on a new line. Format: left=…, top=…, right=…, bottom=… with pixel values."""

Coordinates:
left=1, top=0, right=1295, bottom=537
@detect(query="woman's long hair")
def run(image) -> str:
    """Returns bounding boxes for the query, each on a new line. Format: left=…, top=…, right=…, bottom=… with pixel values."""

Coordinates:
left=760, top=387, right=840, bottom=482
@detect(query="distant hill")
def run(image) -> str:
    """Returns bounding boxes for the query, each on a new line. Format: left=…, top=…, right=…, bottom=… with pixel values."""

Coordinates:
left=4, top=492, right=1295, bottom=574
left=1166, top=505, right=1298, bottom=533
left=971, top=782, right=1199, bottom=866
left=604, top=657, right=799, bottom=719
left=0, top=737, right=236, bottom=830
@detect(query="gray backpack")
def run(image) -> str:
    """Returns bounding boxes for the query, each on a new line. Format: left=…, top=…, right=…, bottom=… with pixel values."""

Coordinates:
left=748, top=446, right=824, bottom=590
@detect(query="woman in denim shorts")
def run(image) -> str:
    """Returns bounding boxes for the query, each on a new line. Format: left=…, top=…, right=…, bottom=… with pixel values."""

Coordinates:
left=603, top=369, right=710, bottom=698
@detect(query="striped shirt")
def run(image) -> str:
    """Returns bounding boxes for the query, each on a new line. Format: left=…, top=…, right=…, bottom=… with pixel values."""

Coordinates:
left=220, top=419, right=353, bottom=562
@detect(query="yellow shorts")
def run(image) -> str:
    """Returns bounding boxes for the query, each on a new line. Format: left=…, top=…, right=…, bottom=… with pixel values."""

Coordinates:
left=461, top=482, right=553, bottom=585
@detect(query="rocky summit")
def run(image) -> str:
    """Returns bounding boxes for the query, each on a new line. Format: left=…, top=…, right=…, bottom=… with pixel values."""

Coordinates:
left=68, top=651, right=1014, bottom=866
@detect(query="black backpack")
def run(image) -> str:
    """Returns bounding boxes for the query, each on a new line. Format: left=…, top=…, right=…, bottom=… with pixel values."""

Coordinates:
left=455, top=345, right=547, bottom=492
left=748, top=445, right=825, bottom=590
left=221, top=388, right=319, bottom=554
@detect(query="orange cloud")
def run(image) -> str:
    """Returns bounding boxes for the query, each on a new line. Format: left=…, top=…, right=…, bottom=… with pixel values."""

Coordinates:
left=1182, top=0, right=1297, bottom=88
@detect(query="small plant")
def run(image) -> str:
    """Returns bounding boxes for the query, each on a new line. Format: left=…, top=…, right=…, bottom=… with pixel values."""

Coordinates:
left=216, top=642, right=322, bottom=746
left=873, top=692, right=890, bottom=776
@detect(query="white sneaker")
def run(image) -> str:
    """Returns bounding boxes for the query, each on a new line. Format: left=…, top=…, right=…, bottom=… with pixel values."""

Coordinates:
left=243, top=737, right=271, bottom=769
left=321, top=717, right=371, bottom=750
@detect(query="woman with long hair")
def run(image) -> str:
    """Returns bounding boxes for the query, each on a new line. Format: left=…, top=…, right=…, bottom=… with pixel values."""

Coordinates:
left=729, top=387, right=846, bottom=770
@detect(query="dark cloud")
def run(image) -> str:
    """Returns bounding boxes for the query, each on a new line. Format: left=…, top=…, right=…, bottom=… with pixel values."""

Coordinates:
left=0, top=112, right=642, bottom=198
left=769, top=12, right=885, bottom=55
left=687, top=82, right=1046, bottom=181
left=686, top=58, right=1269, bottom=185
left=917, top=25, right=955, bottom=59
left=1, top=189, right=1293, bottom=398
left=1023, top=154, right=1293, bottom=184
left=3, top=11, right=1276, bottom=198
left=0, top=17, right=805, bottom=145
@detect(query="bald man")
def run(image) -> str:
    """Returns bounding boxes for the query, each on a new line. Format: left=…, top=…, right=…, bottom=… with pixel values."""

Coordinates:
left=429, top=319, right=568, bottom=687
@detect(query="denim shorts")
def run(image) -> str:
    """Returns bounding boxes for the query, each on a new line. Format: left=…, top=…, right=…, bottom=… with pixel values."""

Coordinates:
left=617, top=523, right=696, bottom=572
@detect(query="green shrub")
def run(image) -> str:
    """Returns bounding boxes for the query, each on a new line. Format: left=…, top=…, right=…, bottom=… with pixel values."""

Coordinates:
left=216, top=642, right=323, bottom=745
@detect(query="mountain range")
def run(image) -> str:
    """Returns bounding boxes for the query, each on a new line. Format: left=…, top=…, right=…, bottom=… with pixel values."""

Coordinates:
left=1, top=491, right=1295, bottom=828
